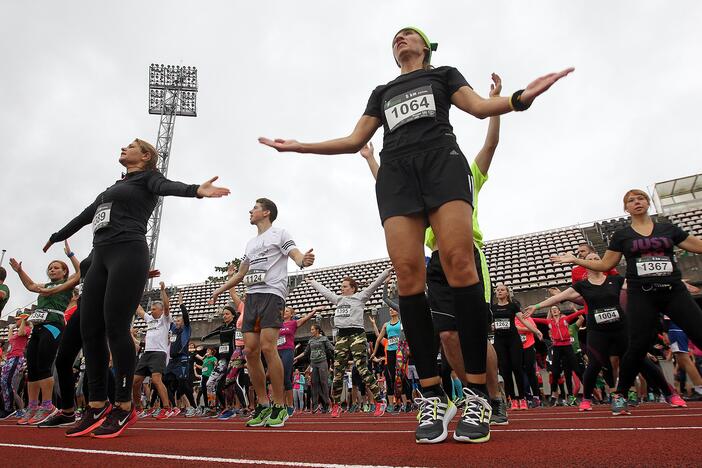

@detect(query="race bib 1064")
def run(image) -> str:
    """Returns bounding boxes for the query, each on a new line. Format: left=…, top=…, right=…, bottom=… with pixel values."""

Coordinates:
left=384, top=85, right=436, bottom=132
left=92, top=202, right=112, bottom=234
left=594, top=307, right=620, bottom=324
left=636, top=256, right=673, bottom=277
left=243, top=269, right=267, bottom=287
left=494, top=318, right=511, bottom=330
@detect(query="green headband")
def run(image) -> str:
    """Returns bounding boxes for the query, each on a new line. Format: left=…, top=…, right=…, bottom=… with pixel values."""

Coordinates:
left=393, top=26, right=438, bottom=67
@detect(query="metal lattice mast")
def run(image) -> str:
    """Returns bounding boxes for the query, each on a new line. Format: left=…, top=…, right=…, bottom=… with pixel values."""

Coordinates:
left=146, top=64, right=198, bottom=290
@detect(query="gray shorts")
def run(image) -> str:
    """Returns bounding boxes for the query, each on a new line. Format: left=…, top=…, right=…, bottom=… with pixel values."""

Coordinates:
left=135, top=351, right=167, bottom=376
left=241, top=293, right=285, bottom=333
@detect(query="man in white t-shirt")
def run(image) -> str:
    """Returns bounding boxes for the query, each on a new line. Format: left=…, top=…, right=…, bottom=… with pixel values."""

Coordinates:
left=133, top=282, right=173, bottom=419
left=210, top=198, right=314, bottom=428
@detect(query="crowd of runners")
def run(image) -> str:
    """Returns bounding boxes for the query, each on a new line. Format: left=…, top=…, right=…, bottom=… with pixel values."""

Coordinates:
left=1, top=26, right=702, bottom=447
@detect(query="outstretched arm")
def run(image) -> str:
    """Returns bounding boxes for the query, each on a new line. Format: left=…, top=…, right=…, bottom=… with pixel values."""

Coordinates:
left=473, top=74, right=502, bottom=175
left=679, top=235, right=702, bottom=254
left=307, top=277, right=341, bottom=304
left=451, top=68, right=574, bottom=119
left=296, top=306, right=322, bottom=328
left=160, top=282, right=170, bottom=316
left=357, top=267, right=393, bottom=303
left=8, top=258, right=42, bottom=293
left=523, top=287, right=581, bottom=316
left=209, top=260, right=250, bottom=304
left=551, top=251, right=622, bottom=272
left=45, top=198, right=100, bottom=251
left=258, top=115, right=381, bottom=155
left=372, top=324, right=388, bottom=357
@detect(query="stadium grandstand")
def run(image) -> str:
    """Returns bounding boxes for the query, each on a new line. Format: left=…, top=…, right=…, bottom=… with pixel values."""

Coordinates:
left=3, top=173, right=701, bottom=343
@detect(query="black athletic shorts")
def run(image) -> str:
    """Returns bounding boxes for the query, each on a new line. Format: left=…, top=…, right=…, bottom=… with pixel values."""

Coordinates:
left=427, top=248, right=492, bottom=334
left=375, top=136, right=473, bottom=224
left=135, top=351, right=167, bottom=376
left=241, top=292, right=285, bottom=333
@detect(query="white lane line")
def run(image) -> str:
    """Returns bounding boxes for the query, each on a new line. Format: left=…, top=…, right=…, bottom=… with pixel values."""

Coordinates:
left=0, top=443, right=426, bottom=468
left=492, top=426, right=702, bottom=432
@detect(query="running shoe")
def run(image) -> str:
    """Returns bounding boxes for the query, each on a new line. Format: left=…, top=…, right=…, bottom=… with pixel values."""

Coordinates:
left=29, top=406, right=59, bottom=425
left=287, top=406, right=295, bottom=417
left=453, top=388, right=491, bottom=444
left=154, top=408, right=171, bottom=420
left=184, top=407, right=197, bottom=418
left=137, top=409, right=149, bottom=418
left=218, top=409, right=236, bottom=420
left=170, top=407, right=181, bottom=417
left=627, top=391, right=639, bottom=407
left=684, top=392, right=702, bottom=402
left=373, top=400, right=387, bottom=417
left=666, top=394, right=687, bottom=408
left=151, top=408, right=162, bottom=418
left=519, top=399, right=528, bottom=410
left=413, top=392, right=456, bottom=444
left=348, top=404, right=357, bottom=414
left=265, top=405, right=289, bottom=428
left=567, top=395, right=578, bottom=407
left=65, top=403, right=112, bottom=437
left=38, top=411, right=76, bottom=427
left=246, top=404, right=272, bottom=427
left=611, top=393, right=630, bottom=416
left=386, top=403, right=395, bottom=413
left=0, top=410, right=13, bottom=421
left=530, top=396, right=541, bottom=409
left=578, top=399, right=593, bottom=412
left=510, top=399, right=519, bottom=411
left=489, top=399, right=508, bottom=426
left=453, top=397, right=466, bottom=410
left=17, top=408, right=35, bottom=425
left=331, top=404, right=341, bottom=418
left=91, top=407, right=137, bottom=439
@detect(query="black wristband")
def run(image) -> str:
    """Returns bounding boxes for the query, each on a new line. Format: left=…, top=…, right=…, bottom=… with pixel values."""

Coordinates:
left=511, top=90, right=531, bottom=112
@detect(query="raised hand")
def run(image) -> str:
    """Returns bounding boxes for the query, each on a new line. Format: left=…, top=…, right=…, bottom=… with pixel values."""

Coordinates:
left=178, top=291, right=183, bottom=306
left=42, top=240, right=54, bottom=253
left=197, top=176, right=231, bottom=198
left=9, top=258, right=22, bottom=273
left=159, top=281, right=166, bottom=291
left=207, top=291, right=219, bottom=305
left=360, top=142, right=374, bottom=160
left=302, top=249, right=315, bottom=268
left=258, top=137, right=303, bottom=153
left=148, top=269, right=161, bottom=278
left=489, top=73, right=502, bottom=97
left=520, top=67, right=575, bottom=106
left=536, top=331, right=544, bottom=341
left=227, top=263, right=238, bottom=277
left=63, top=240, right=72, bottom=256
left=551, top=252, right=577, bottom=264
left=522, top=306, right=536, bottom=317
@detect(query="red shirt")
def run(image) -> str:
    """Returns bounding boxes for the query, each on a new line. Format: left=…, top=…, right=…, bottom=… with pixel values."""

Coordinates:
left=64, top=304, right=78, bottom=323
left=516, top=316, right=536, bottom=349
left=532, top=309, right=585, bottom=346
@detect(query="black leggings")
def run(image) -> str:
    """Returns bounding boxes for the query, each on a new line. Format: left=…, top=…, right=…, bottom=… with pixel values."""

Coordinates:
left=493, top=333, right=525, bottom=399
left=80, top=240, right=150, bottom=403
left=384, top=350, right=397, bottom=397
left=617, top=286, right=702, bottom=394
left=26, top=323, right=64, bottom=382
left=584, top=327, right=672, bottom=399
left=550, top=345, right=579, bottom=396
left=233, top=372, right=250, bottom=408
left=55, top=307, right=83, bottom=411
left=522, top=345, right=540, bottom=398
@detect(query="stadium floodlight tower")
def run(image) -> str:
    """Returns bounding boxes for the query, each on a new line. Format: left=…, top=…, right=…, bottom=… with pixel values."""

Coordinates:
left=146, top=64, right=198, bottom=290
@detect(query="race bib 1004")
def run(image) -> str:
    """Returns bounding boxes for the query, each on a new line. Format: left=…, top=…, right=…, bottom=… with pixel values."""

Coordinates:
left=636, top=256, right=673, bottom=277
left=494, top=318, right=511, bottom=330
left=243, top=269, right=267, bottom=287
left=594, top=307, right=620, bottom=324
left=92, top=202, right=112, bottom=234
left=384, top=85, right=436, bottom=132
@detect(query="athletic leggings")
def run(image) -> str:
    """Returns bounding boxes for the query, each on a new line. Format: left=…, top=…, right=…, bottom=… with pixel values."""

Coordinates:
left=230, top=371, right=249, bottom=408
left=1, top=356, right=25, bottom=412
left=384, top=350, right=398, bottom=397
left=206, top=359, right=228, bottom=408
left=310, top=361, right=331, bottom=408
left=550, top=345, right=578, bottom=396
left=493, top=333, right=525, bottom=399
left=617, top=285, right=702, bottom=394
left=521, top=345, right=540, bottom=398
left=80, top=240, right=150, bottom=402
left=584, top=327, right=672, bottom=399
left=279, top=348, right=294, bottom=391
left=198, top=374, right=209, bottom=407
left=55, top=307, right=83, bottom=411
left=165, top=369, right=196, bottom=408
left=26, top=323, right=64, bottom=382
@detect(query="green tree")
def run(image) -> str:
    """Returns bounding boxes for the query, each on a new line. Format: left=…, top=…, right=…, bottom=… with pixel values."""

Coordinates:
left=207, top=258, right=242, bottom=284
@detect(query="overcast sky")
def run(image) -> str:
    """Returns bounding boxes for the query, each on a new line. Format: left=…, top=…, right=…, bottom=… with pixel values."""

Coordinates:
left=1, top=1, right=700, bottom=317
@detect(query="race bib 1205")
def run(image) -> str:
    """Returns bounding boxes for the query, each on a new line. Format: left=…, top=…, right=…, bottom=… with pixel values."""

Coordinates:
left=384, top=85, right=436, bottom=132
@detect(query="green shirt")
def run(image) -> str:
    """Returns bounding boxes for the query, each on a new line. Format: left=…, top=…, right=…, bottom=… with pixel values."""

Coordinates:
left=202, top=356, right=217, bottom=377
left=425, top=160, right=488, bottom=251
left=0, top=284, right=9, bottom=316
left=36, top=280, right=72, bottom=325
left=568, top=323, right=581, bottom=353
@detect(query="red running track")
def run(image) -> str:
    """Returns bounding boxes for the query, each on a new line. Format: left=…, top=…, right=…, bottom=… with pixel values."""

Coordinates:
left=0, top=403, right=700, bottom=467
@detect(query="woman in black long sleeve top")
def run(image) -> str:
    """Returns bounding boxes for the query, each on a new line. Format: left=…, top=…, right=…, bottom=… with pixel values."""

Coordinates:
left=44, top=138, right=229, bottom=438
